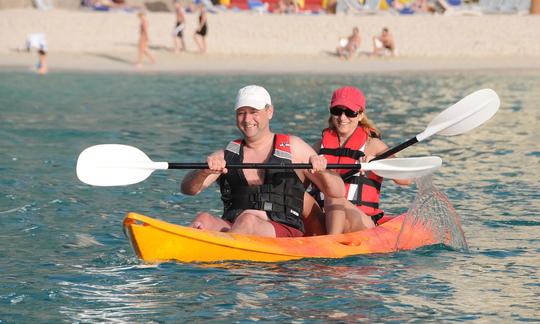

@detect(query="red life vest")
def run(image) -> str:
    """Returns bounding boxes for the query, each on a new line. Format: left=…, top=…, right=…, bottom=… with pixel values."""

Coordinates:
left=318, top=127, right=384, bottom=217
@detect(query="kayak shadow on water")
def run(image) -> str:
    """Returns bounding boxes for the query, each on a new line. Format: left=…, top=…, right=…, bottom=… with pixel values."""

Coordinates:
left=396, top=175, right=469, bottom=252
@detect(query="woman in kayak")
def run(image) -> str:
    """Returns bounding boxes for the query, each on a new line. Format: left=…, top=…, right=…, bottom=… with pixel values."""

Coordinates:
left=305, top=86, right=412, bottom=235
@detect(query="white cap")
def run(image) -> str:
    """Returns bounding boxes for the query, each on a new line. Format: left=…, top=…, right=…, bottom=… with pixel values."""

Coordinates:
left=234, top=85, right=272, bottom=110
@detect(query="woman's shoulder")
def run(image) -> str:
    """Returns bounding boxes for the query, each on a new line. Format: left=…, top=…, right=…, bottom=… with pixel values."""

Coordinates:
left=366, top=136, right=388, bottom=155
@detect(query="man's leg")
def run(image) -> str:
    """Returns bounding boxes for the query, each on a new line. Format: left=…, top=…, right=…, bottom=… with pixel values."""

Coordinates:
left=190, top=212, right=231, bottom=232
left=302, top=193, right=326, bottom=236
left=229, top=210, right=276, bottom=237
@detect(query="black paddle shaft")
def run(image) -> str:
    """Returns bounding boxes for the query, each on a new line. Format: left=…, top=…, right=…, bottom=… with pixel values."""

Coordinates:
left=371, top=137, right=419, bottom=162
left=167, top=163, right=365, bottom=170
left=340, top=136, right=419, bottom=182
left=168, top=137, right=418, bottom=172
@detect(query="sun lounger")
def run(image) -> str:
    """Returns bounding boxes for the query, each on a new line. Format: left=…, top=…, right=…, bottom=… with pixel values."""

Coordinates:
left=336, top=0, right=382, bottom=14
left=438, top=0, right=482, bottom=15
left=33, top=0, right=53, bottom=10
left=248, top=0, right=269, bottom=13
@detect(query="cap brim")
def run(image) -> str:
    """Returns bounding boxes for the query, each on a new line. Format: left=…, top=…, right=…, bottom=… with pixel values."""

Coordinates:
left=235, top=100, right=268, bottom=110
left=330, top=99, right=363, bottom=112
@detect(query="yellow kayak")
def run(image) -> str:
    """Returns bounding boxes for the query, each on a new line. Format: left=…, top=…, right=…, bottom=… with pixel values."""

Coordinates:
left=123, top=212, right=437, bottom=263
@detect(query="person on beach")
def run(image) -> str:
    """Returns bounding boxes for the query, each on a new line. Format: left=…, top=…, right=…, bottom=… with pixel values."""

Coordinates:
left=25, top=34, right=48, bottom=74
left=181, top=85, right=346, bottom=238
left=307, top=86, right=412, bottom=235
left=193, top=3, right=208, bottom=54
left=372, top=27, right=396, bottom=56
left=275, top=0, right=299, bottom=14
left=136, top=11, right=155, bottom=67
left=36, top=48, right=48, bottom=75
left=173, top=0, right=186, bottom=53
left=336, top=27, right=361, bottom=60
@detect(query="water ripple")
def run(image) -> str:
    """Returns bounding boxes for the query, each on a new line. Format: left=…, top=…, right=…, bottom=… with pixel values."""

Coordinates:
left=0, top=71, right=538, bottom=322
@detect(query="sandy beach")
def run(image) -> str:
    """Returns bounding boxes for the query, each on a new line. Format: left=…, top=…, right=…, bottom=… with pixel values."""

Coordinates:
left=1, top=8, right=540, bottom=73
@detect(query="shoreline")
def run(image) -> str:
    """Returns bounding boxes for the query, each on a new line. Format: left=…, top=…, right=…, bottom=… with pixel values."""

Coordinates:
left=1, top=8, right=540, bottom=74
left=2, top=52, right=540, bottom=75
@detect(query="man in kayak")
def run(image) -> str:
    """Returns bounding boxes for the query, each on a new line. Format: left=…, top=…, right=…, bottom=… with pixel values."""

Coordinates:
left=308, top=86, right=412, bottom=234
left=181, top=85, right=345, bottom=238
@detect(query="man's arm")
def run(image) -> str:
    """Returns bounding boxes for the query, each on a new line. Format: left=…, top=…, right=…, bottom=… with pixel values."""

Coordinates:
left=290, top=136, right=345, bottom=199
left=180, top=150, right=225, bottom=195
left=307, top=166, right=346, bottom=199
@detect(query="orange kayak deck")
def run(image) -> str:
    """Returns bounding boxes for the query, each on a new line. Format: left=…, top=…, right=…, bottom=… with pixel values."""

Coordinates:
left=123, top=212, right=438, bottom=263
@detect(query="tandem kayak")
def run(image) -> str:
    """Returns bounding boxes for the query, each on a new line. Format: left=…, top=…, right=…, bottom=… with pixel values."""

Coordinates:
left=123, top=212, right=438, bottom=263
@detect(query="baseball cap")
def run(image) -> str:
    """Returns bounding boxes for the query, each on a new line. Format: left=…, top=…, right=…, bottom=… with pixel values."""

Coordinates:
left=235, top=85, right=272, bottom=110
left=329, top=86, right=366, bottom=112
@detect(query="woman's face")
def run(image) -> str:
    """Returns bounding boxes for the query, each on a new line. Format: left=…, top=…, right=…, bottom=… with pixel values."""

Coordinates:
left=330, top=106, right=362, bottom=137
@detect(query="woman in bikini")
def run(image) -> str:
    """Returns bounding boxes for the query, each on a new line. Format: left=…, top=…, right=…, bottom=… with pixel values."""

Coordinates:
left=136, top=11, right=156, bottom=67
left=193, top=3, right=208, bottom=54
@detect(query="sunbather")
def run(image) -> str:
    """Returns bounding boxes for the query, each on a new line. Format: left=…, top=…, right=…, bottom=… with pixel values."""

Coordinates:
left=372, top=27, right=396, bottom=56
left=336, top=27, right=361, bottom=60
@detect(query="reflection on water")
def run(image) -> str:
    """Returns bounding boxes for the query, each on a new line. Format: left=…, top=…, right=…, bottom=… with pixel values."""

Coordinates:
left=59, top=265, right=164, bottom=322
left=0, top=71, right=538, bottom=322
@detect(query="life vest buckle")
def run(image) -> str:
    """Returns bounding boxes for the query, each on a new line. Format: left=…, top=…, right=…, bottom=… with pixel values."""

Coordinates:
left=263, top=201, right=273, bottom=212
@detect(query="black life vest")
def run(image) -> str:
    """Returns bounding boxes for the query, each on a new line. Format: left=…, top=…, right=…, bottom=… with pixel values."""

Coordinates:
left=219, top=134, right=305, bottom=233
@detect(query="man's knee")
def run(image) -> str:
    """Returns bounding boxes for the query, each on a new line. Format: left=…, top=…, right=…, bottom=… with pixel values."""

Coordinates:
left=190, top=212, right=214, bottom=229
left=232, top=213, right=259, bottom=230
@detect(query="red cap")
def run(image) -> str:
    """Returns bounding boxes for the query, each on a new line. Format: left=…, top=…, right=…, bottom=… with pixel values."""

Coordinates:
left=329, top=86, right=366, bottom=112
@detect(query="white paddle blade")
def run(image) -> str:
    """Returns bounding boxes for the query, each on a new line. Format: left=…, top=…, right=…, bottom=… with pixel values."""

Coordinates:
left=76, top=144, right=165, bottom=186
left=417, top=89, right=500, bottom=141
left=363, top=156, right=442, bottom=180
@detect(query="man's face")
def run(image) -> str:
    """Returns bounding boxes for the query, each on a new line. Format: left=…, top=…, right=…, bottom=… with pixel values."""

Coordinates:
left=235, top=106, right=273, bottom=139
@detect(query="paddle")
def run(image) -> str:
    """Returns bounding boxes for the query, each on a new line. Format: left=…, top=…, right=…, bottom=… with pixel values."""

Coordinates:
left=338, top=88, right=500, bottom=182
left=372, top=88, right=500, bottom=161
left=76, top=144, right=442, bottom=187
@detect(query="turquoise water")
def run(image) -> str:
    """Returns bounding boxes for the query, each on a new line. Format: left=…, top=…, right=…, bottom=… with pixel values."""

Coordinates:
left=1, top=70, right=539, bottom=322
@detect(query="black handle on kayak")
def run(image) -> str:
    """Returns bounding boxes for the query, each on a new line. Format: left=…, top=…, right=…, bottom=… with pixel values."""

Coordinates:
left=168, top=163, right=364, bottom=170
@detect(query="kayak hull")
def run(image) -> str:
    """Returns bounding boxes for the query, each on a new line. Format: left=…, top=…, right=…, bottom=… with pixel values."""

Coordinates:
left=123, top=212, right=438, bottom=263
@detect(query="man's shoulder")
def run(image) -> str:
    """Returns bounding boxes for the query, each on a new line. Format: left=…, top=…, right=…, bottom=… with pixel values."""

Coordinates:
left=287, top=135, right=313, bottom=160
left=286, top=134, right=306, bottom=145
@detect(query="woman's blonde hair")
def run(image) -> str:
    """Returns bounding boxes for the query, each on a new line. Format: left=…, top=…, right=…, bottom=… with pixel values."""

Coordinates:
left=328, top=112, right=382, bottom=139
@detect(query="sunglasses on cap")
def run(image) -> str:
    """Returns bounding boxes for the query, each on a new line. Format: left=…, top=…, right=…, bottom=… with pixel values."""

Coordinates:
left=330, top=106, right=359, bottom=118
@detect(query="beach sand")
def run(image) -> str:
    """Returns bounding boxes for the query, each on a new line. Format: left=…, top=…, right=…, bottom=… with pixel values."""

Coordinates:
left=1, top=8, right=540, bottom=74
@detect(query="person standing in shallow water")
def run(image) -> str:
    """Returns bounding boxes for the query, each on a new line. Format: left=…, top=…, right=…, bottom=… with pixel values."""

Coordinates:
left=173, top=0, right=186, bottom=53
left=193, top=3, right=208, bottom=54
left=36, top=48, right=48, bottom=75
left=136, top=11, right=155, bottom=67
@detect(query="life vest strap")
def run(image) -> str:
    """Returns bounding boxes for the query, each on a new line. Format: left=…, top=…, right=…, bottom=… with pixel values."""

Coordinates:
left=347, top=175, right=382, bottom=191
left=227, top=183, right=303, bottom=214
left=371, top=212, right=385, bottom=225
left=319, top=147, right=365, bottom=160
left=360, top=201, right=379, bottom=209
